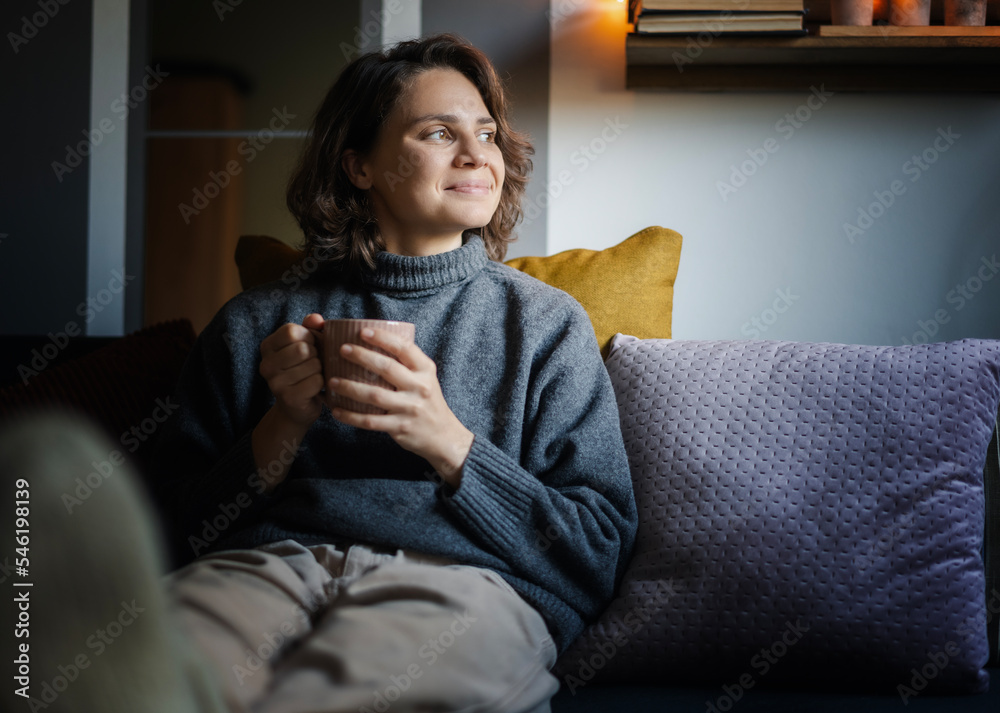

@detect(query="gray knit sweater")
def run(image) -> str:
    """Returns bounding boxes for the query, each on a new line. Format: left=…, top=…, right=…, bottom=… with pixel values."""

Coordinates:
left=149, top=234, right=637, bottom=652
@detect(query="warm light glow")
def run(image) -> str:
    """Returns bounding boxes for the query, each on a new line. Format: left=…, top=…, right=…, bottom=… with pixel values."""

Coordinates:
left=596, top=0, right=629, bottom=37
left=549, top=0, right=629, bottom=101
left=873, top=0, right=890, bottom=22
left=549, top=0, right=631, bottom=52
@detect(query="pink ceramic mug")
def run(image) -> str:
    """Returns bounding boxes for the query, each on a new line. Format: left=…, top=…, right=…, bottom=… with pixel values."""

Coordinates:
left=314, top=319, right=416, bottom=414
left=889, top=0, right=931, bottom=25
left=831, top=0, right=874, bottom=25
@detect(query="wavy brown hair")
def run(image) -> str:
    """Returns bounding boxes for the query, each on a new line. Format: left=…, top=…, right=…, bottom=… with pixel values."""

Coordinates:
left=286, top=33, right=534, bottom=276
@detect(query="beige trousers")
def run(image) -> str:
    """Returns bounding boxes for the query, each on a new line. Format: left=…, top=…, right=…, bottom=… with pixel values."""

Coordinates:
left=165, top=539, right=559, bottom=713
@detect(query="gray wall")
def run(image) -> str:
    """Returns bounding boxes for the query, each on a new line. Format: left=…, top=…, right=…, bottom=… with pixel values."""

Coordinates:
left=423, top=0, right=550, bottom=259
left=547, top=0, right=1000, bottom=346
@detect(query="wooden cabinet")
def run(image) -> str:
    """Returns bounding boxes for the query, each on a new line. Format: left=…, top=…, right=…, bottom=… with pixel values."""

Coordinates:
left=144, top=76, right=245, bottom=334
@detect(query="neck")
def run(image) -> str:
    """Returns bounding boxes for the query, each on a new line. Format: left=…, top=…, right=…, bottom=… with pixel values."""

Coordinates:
left=366, top=233, right=487, bottom=295
left=382, top=231, right=464, bottom=257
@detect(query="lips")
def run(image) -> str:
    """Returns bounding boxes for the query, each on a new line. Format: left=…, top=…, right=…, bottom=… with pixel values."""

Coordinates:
left=446, top=181, right=492, bottom=194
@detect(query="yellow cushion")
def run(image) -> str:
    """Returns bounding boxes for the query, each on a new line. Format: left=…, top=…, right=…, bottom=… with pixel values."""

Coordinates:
left=235, top=227, right=684, bottom=358
left=504, top=226, right=683, bottom=358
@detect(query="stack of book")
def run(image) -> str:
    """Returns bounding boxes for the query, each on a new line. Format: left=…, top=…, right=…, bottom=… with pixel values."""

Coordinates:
left=630, top=0, right=806, bottom=35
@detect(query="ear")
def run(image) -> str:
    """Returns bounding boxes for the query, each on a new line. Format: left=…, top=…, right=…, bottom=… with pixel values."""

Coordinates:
left=342, top=149, right=374, bottom=190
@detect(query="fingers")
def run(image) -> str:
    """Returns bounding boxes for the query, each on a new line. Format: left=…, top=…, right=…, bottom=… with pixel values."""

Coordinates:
left=260, top=322, right=315, bottom=358
left=338, top=344, right=419, bottom=396
left=281, top=358, right=324, bottom=387
left=262, top=339, right=320, bottom=376
left=259, top=320, right=323, bottom=386
left=253, top=316, right=327, bottom=427
left=326, top=346, right=471, bottom=481
left=302, top=312, right=325, bottom=330
left=336, top=328, right=429, bottom=387
left=328, top=403, right=397, bottom=431
left=262, top=353, right=323, bottom=397
left=327, top=330, right=421, bottom=416
left=328, top=375, right=409, bottom=415
left=359, top=328, right=427, bottom=371
left=289, top=371, right=326, bottom=399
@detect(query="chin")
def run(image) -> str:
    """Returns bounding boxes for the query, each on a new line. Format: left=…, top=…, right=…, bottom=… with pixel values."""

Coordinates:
left=450, top=212, right=496, bottom=232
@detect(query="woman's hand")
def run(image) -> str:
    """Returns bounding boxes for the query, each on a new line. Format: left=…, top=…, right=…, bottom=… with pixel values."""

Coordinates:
left=328, top=328, right=474, bottom=488
left=257, top=313, right=327, bottom=428
left=252, top=313, right=327, bottom=492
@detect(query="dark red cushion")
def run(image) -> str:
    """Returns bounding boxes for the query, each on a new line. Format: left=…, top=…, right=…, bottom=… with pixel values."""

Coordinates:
left=0, top=319, right=196, bottom=478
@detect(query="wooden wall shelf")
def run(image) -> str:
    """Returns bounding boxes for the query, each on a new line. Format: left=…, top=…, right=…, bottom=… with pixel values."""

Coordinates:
left=626, top=32, right=1000, bottom=91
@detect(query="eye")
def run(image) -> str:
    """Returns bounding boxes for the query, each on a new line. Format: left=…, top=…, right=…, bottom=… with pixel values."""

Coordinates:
left=425, top=128, right=450, bottom=140
left=478, top=129, right=497, bottom=143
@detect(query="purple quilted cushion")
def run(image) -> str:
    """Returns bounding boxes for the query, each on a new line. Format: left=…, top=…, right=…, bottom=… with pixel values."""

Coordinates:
left=555, top=337, right=1000, bottom=696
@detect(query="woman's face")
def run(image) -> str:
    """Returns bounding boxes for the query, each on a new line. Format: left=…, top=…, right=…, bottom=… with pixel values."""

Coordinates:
left=345, top=67, right=505, bottom=256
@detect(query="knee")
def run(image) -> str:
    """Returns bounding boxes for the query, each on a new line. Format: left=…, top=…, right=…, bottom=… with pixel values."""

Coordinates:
left=351, top=562, right=555, bottom=664
left=348, top=562, right=514, bottom=619
left=164, top=549, right=272, bottom=588
left=333, top=563, right=559, bottom=711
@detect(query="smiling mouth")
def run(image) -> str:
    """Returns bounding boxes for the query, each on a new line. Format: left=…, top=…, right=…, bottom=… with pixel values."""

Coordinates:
left=446, top=183, right=492, bottom=194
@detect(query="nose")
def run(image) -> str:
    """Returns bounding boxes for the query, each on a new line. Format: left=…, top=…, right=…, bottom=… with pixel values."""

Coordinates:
left=454, top=131, right=488, bottom=169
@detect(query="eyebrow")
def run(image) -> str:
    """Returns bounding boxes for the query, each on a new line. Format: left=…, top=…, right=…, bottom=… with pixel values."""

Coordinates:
left=407, top=113, right=497, bottom=128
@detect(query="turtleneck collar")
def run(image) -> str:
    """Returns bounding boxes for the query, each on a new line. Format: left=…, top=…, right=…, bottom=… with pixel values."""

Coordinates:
left=365, top=233, right=489, bottom=296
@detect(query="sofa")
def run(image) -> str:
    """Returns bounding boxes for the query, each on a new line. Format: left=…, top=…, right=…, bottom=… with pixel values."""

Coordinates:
left=1, top=226, right=998, bottom=712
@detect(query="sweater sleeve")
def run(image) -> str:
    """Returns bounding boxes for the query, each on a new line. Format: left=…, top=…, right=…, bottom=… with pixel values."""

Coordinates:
left=147, top=303, right=279, bottom=566
left=440, top=303, right=637, bottom=622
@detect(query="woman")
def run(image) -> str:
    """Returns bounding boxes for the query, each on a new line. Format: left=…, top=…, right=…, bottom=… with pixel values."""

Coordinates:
left=151, top=33, right=637, bottom=713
